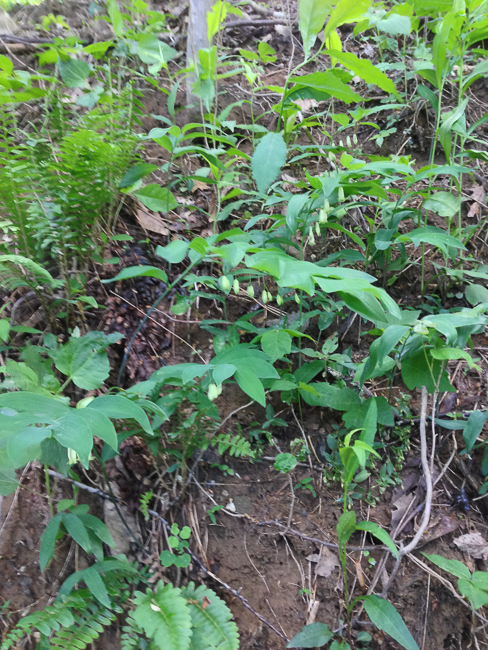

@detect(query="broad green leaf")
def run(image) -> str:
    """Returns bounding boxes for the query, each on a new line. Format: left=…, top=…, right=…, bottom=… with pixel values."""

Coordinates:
left=235, top=368, right=266, bottom=406
left=261, top=330, right=292, bottom=361
left=439, top=98, right=469, bottom=161
left=337, top=511, right=356, bottom=545
left=424, top=192, right=461, bottom=219
left=301, top=382, right=361, bottom=411
left=40, top=515, right=62, bottom=571
left=119, top=164, right=159, bottom=189
left=363, top=595, right=419, bottom=650
left=156, top=240, right=190, bottom=263
left=0, top=392, right=70, bottom=418
left=74, top=408, right=118, bottom=451
left=52, top=413, right=94, bottom=468
left=58, top=58, right=90, bottom=88
left=274, top=453, right=297, bottom=473
left=251, top=132, right=287, bottom=194
left=355, top=521, right=398, bottom=558
left=50, top=332, right=122, bottom=390
left=462, top=410, right=488, bottom=453
left=326, top=50, right=399, bottom=97
left=423, top=553, right=471, bottom=579
left=0, top=467, right=18, bottom=496
left=101, top=265, right=168, bottom=284
left=458, top=579, right=488, bottom=609
left=63, top=513, right=92, bottom=554
left=298, top=0, right=332, bottom=59
left=135, top=184, right=179, bottom=213
left=472, top=572, right=488, bottom=591
left=401, top=225, right=464, bottom=251
left=466, top=283, right=488, bottom=306
left=287, top=622, right=333, bottom=648
left=361, top=325, right=408, bottom=382
left=376, top=13, right=411, bottom=35
left=430, top=347, right=481, bottom=371
left=401, top=347, right=454, bottom=394
left=136, top=34, right=177, bottom=68
left=323, top=0, right=370, bottom=40
left=83, top=566, right=111, bottom=607
left=87, top=395, right=153, bottom=435
left=107, top=0, right=124, bottom=35
left=7, top=426, right=51, bottom=467
left=213, top=363, right=237, bottom=385
left=286, top=192, right=310, bottom=234
left=0, top=318, right=9, bottom=343
left=290, top=70, right=362, bottom=104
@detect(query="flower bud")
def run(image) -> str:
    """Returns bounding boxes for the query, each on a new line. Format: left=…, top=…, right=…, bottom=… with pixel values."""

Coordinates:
left=233, top=278, right=240, bottom=294
left=339, top=139, right=344, bottom=148
left=247, top=284, right=255, bottom=298
left=295, top=293, right=301, bottom=305
left=276, top=294, right=283, bottom=306
left=208, top=383, right=223, bottom=401
left=309, top=229, right=315, bottom=246
left=353, top=134, right=358, bottom=146
left=319, top=208, right=327, bottom=223
left=324, top=198, right=330, bottom=212
left=338, top=186, right=345, bottom=202
left=262, top=290, right=268, bottom=304
left=315, top=221, right=320, bottom=236
left=220, top=275, right=231, bottom=292
left=346, top=136, right=352, bottom=148
left=266, top=291, right=273, bottom=302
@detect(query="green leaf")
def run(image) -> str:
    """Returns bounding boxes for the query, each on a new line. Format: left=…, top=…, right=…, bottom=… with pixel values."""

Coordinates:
left=300, top=382, right=361, bottom=411
left=40, top=515, right=62, bottom=571
left=136, top=34, right=177, bottom=68
left=458, top=579, right=488, bottom=609
left=58, top=58, right=90, bottom=88
left=63, top=513, right=92, bottom=554
left=156, top=240, right=190, bottom=263
left=0, top=318, right=9, bottom=343
left=0, top=392, right=70, bottom=418
left=52, top=413, right=94, bottom=468
left=290, top=70, right=361, bottom=104
left=274, top=453, right=297, bottom=473
left=326, top=50, right=399, bottom=97
left=439, top=98, right=469, bottom=161
left=261, top=330, right=292, bottom=361
left=107, top=0, right=124, bottom=35
left=337, top=511, right=356, bottom=545
left=0, top=467, right=18, bottom=496
left=50, top=331, right=122, bottom=390
left=323, top=0, right=369, bottom=40
left=287, top=622, right=333, bottom=648
left=234, top=368, right=266, bottom=406
left=298, top=0, right=331, bottom=59
left=363, top=595, right=419, bottom=650
left=83, top=566, right=111, bottom=607
left=466, top=284, right=488, bottom=306
left=356, top=521, right=398, bottom=558
left=430, top=347, right=481, bottom=372
left=376, top=13, right=411, bottom=35
left=251, top=132, right=287, bottom=194
left=87, top=395, right=153, bottom=435
left=119, top=164, right=159, bottom=189
left=462, top=411, right=488, bottom=453
left=101, top=265, right=168, bottom=284
left=362, top=325, right=408, bottom=382
left=134, top=184, right=179, bottom=213
left=423, top=553, right=471, bottom=579
left=422, top=192, right=461, bottom=218
left=401, top=347, right=453, bottom=394
left=133, top=582, right=193, bottom=650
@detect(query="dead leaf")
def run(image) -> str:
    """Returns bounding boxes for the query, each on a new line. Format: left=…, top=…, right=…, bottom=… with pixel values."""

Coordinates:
left=467, top=183, right=486, bottom=218
left=453, top=532, right=488, bottom=560
left=292, top=99, right=318, bottom=113
left=202, top=596, right=212, bottom=610
left=420, top=513, right=460, bottom=544
left=191, top=180, right=209, bottom=193
left=307, top=548, right=340, bottom=578
left=136, top=207, right=168, bottom=235
left=391, top=493, right=415, bottom=532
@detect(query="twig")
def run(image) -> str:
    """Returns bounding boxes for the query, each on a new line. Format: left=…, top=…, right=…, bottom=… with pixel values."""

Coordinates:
left=291, top=404, right=314, bottom=471
left=379, top=386, right=433, bottom=598
left=224, top=18, right=296, bottom=28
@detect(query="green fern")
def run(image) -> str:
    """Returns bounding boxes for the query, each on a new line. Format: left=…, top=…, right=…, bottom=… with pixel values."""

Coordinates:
left=131, top=582, right=193, bottom=650
left=211, top=432, right=256, bottom=459
left=181, top=582, right=239, bottom=650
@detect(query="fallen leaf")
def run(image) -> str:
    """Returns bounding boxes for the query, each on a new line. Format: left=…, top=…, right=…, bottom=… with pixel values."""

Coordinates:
left=202, top=595, right=212, bottom=610
left=136, top=207, right=168, bottom=235
left=292, top=99, right=318, bottom=113
left=191, top=180, right=209, bottom=193
left=467, top=183, right=486, bottom=218
left=453, top=532, right=488, bottom=560
left=391, top=493, right=415, bottom=532
left=420, top=513, right=460, bottom=544
left=307, top=548, right=340, bottom=578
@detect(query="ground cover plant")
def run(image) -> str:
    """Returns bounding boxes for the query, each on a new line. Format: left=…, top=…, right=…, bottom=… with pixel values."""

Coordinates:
left=1, top=0, right=488, bottom=648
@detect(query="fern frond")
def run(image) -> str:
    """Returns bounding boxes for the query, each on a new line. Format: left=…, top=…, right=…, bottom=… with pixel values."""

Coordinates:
left=132, top=582, right=193, bottom=650
left=181, top=582, right=239, bottom=650
left=211, top=433, right=255, bottom=459
left=49, top=601, right=119, bottom=650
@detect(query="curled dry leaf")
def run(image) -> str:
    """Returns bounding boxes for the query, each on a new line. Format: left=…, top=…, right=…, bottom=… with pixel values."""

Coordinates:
left=136, top=206, right=168, bottom=235
left=453, top=532, right=488, bottom=560
left=467, top=183, right=486, bottom=218
left=307, top=548, right=340, bottom=578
